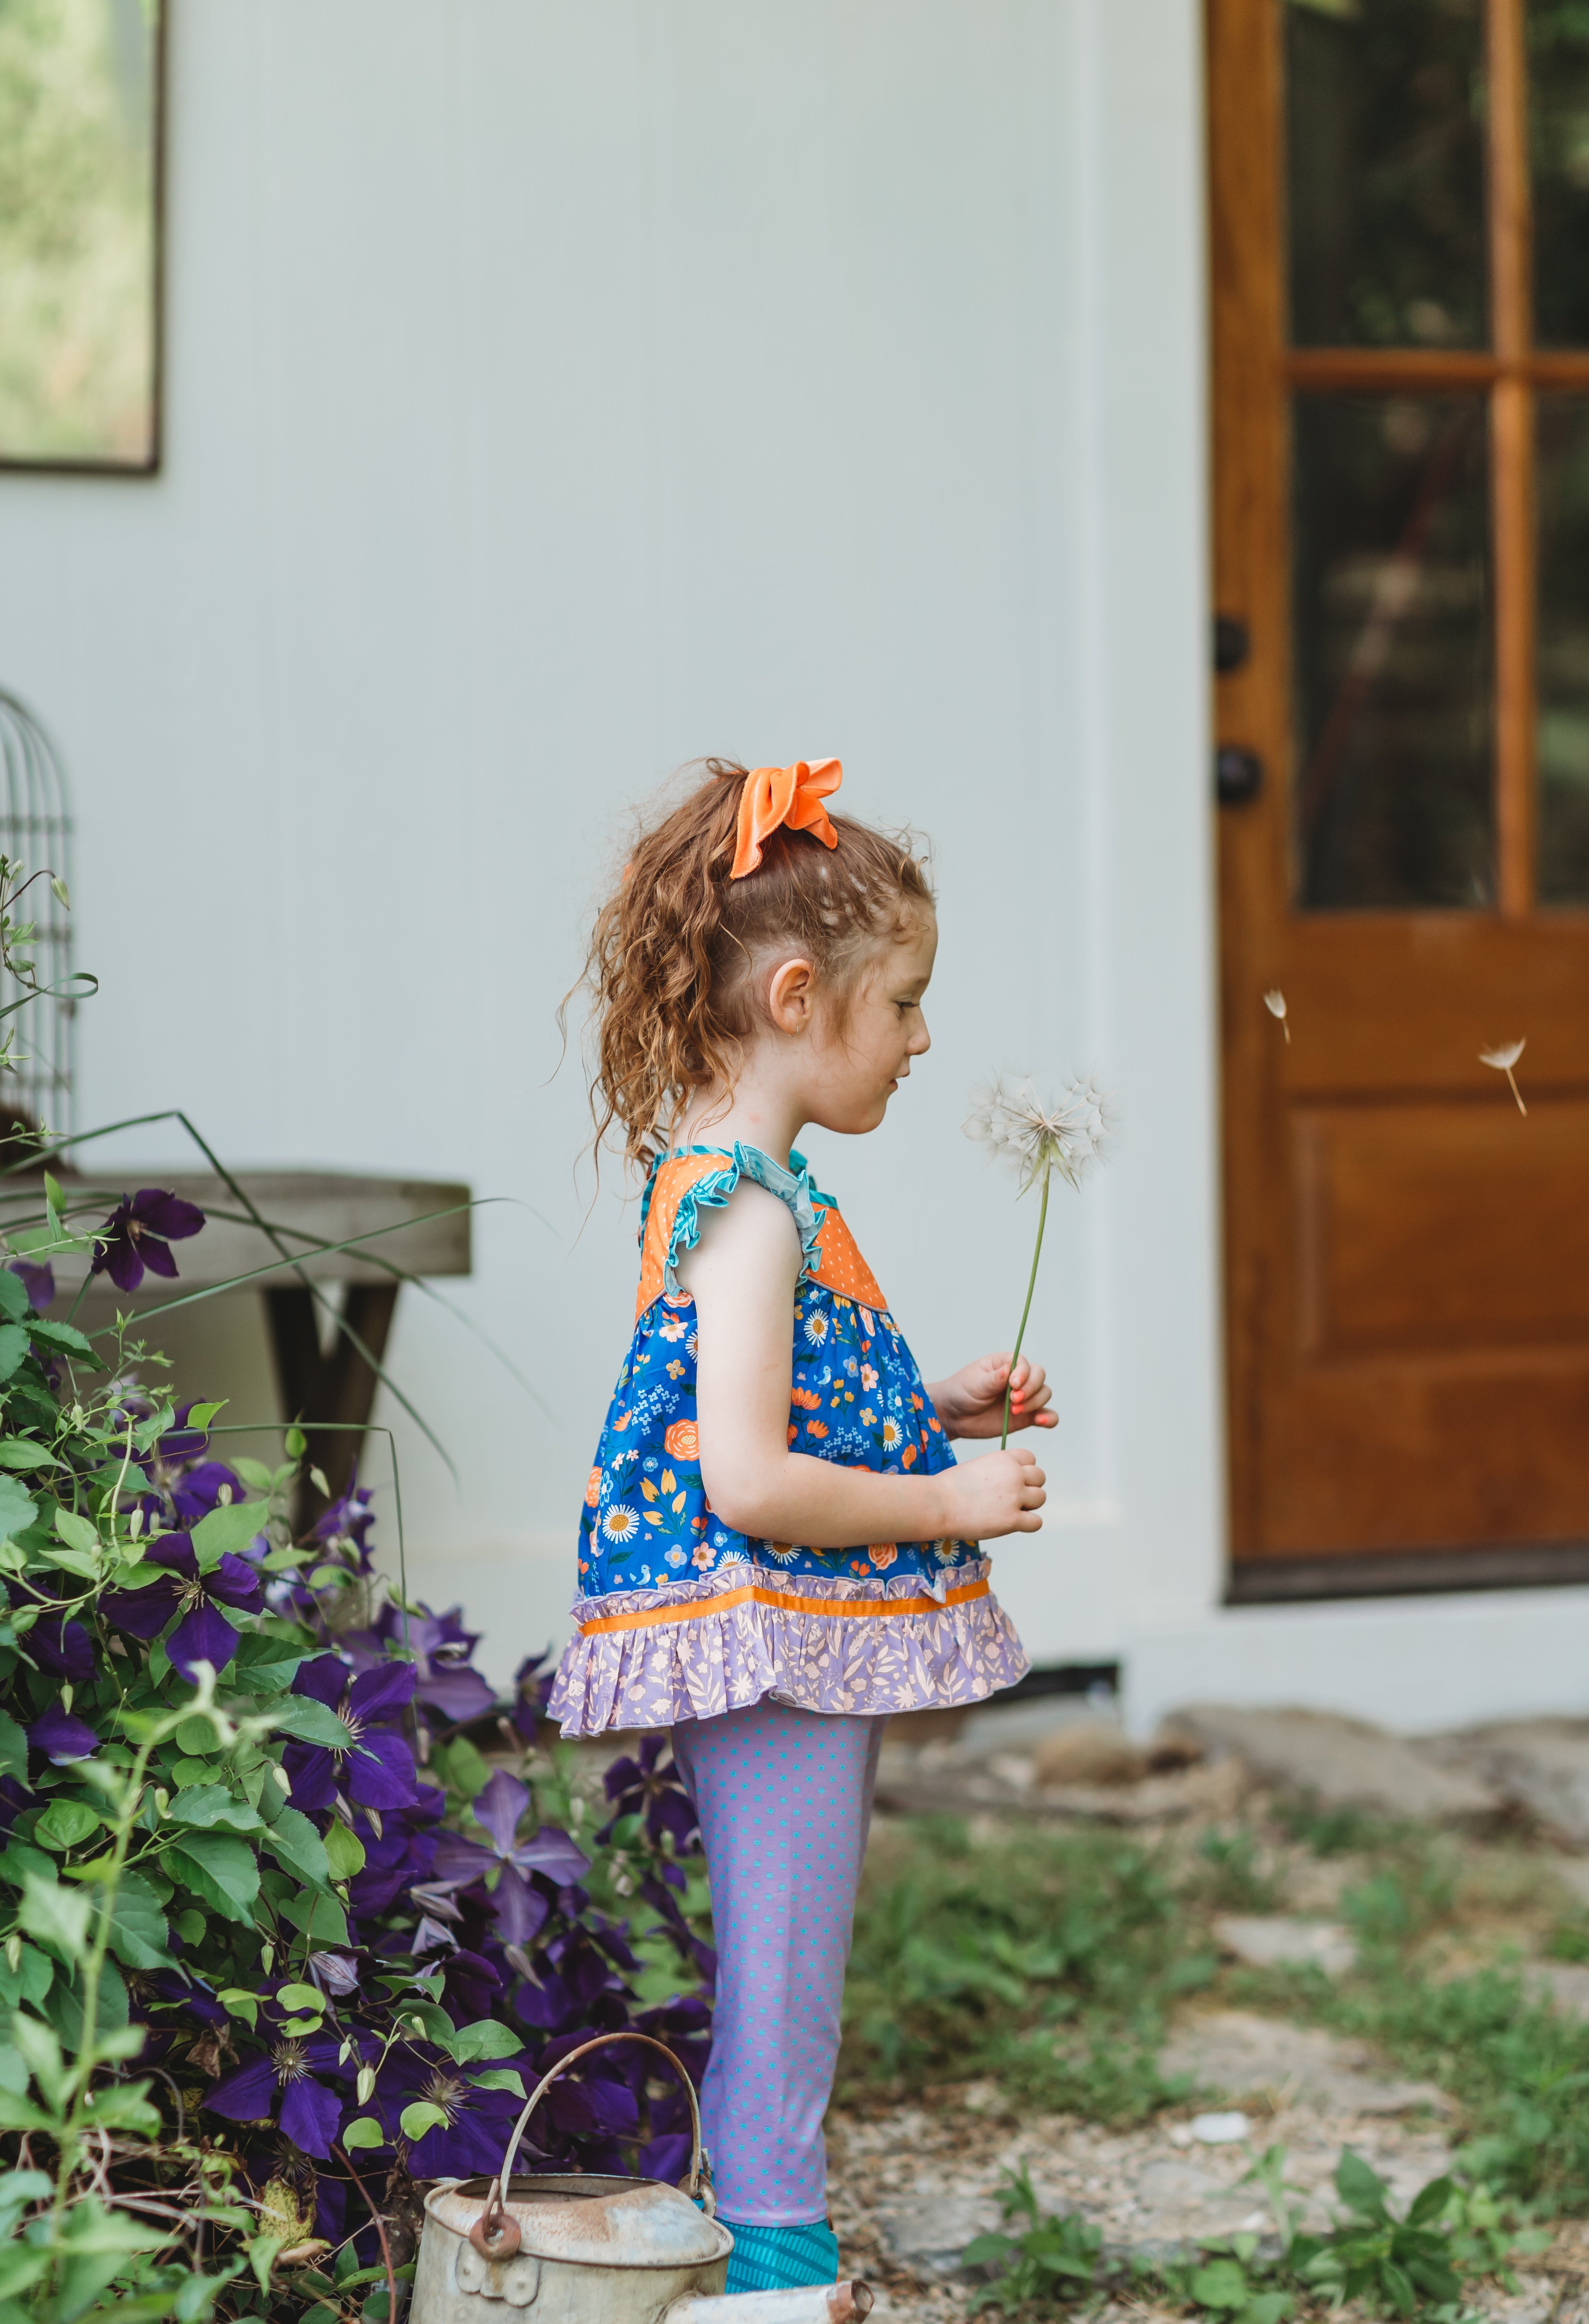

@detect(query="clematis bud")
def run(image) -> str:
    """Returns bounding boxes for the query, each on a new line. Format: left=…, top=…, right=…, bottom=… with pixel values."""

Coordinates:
left=4, top=1934, right=19, bottom=1972
left=357, top=2065, right=376, bottom=2106
left=270, top=1763, right=293, bottom=1796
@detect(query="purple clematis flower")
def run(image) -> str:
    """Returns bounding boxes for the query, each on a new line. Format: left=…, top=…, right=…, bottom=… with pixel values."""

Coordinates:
left=371, top=2054, right=528, bottom=2179
left=598, top=1734, right=699, bottom=1853
left=313, top=1469, right=377, bottom=1566
left=349, top=1602, right=495, bottom=1726
left=28, top=1706, right=97, bottom=1763
left=431, top=1770, right=590, bottom=1945
left=100, top=1533, right=264, bottom=1679
left=509, top=1649, right=554, bottom=1745
left=7, top=1259, right=53, bottom=1312
left=26, top=1605, right=95, bottom=1683
left=282, top=1654, right=420, bottom=1812
left=204, top=2031, right=349, bottom=2160
left=90, top=1188, right=205, bottom=1294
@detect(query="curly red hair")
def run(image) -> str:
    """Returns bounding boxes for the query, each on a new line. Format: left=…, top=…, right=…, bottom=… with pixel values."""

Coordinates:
left=574, top=760, right=934, bottom=1173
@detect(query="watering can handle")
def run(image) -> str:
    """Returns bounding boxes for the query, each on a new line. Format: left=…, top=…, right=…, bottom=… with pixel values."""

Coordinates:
left=471, top=2031, right=711, bottom=2259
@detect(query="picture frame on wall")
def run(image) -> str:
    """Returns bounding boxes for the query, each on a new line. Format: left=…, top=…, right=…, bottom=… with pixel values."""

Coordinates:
left=0, top=0, right=164, bottom=473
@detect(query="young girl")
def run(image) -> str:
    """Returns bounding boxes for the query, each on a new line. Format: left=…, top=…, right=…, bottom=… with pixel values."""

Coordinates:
left=549, top=758, right=1053, bottom=2293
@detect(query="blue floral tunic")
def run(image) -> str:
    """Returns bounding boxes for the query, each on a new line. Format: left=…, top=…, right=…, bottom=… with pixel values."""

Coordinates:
left=548, top=1144, right=1028, bottom=1736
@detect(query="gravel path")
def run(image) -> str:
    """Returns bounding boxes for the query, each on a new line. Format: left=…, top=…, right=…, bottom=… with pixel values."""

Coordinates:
left=827, top=2084, right=1589, bottom=2323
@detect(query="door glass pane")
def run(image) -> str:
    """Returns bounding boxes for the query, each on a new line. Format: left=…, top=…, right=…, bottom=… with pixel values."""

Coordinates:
left=1286, top=0, right=1486, bottom=350
left=1293, top=395, right=1493, bottom=908
left=1537, top=398, right=1589, bottom=900
left=1531, top=4, right=1589, bottom=348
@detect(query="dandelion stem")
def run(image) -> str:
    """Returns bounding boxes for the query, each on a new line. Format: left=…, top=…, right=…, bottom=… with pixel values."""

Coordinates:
left=1507, top=1067, right=1526, bottom=1117
left=1002, top=1163, right=1050, bottom=1451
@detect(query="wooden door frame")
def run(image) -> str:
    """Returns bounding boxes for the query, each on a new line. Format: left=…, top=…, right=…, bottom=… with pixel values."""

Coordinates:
left=1210, top=0, right=1589, bottom=1601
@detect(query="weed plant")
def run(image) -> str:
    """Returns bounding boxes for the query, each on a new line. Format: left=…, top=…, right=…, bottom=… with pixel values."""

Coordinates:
left=841, top=1804, right=1589, bottom=2217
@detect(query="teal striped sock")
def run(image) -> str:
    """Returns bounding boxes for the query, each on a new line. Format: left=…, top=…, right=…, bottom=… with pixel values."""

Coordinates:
left=721, top=2218, right=840, bottom=2293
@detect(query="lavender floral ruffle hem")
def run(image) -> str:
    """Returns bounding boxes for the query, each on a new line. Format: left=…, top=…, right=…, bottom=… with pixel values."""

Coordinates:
left=547, top=1556, right=1030, bottom=1736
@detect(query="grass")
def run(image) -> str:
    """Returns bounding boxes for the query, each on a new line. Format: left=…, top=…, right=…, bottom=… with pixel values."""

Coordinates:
left=837, top=1800, right=1589, bottom=2216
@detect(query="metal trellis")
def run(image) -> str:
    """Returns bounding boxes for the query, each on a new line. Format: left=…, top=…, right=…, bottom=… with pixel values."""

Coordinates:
left=0, top=690, right=76, bottom=1139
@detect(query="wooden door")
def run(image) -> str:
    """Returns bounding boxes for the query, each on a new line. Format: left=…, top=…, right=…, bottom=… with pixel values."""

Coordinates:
left=1213, top=0, right=1589, bottom=1597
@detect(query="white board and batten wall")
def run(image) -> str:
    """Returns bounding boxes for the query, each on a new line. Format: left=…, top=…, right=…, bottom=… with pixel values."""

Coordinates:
left=2, top=0, right=1586, bottom=1736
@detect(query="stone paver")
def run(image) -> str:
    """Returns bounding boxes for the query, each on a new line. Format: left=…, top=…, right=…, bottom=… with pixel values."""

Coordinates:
left=1430, top=1719, right=1589, bottom=1849
left=1213, top=1914, right=1358, bottom=1975
left=1162, top=1706, right=1500, bottom=1824
left=1157, top=2010, right=1451, bottom=2116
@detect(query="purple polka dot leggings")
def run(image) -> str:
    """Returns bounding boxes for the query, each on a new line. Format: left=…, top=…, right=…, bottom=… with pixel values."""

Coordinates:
left=669, top=1698, right=883, bottom=2226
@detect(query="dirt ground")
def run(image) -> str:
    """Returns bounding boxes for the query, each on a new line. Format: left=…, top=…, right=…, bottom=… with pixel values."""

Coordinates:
left=818, top=1703, right=1589, bottom=2322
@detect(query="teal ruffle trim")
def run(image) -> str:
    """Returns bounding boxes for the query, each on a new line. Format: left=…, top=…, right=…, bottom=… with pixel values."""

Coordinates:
left=642, top=1141, right=827, bottom=1296
left=721, top=2218, right=840, bottom=2293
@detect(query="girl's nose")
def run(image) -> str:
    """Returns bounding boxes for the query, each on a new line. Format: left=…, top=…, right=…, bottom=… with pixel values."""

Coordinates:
left=909, top=1016, right=931, bottom=1055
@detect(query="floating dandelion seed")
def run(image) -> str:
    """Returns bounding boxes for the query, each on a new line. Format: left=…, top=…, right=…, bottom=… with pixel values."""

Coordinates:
left=965, top=1075, right=1112, bottom=1444
left=1479, top=1038, right=1528, bottom=1116
left=1263, top=990, right=1290, bottom=1045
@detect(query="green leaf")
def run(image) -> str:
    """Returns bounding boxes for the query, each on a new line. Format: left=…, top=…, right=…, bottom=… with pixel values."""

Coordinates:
left=1192, top=2261, right=1254, bottom=2311
left=9, top=2010, right=65, bottom=2106
left=0, top=1327, right=30, bottom=1386
left=400, top=2101, right=449, bottom=2141
left=340, top=2116, right=386, bottom=2150
left=277, top=1888, right=348, bottom=1946
left=20, top=1868, right=97, bottom=1961
left=0, top=1478, right=38, bottom=1546
left=184, top=1401, right=227, bottom=1432
left=441, top=1736, right=492, bottom=1800
left=173, top=1715, right=223, bottom=1757
left=165, top=1832, right=260, bottom=1927
left=106, top=1870, right=173, bottom=1971
left=263, top=1808, right=330, bottom=1887
left=450, top=2019, right=525, bottom=2063
left=190, top=1500, right=265, bottom=1569
left=0, top=1710, right=26, bottom=1786
left=1335, top=2150, right=1391, bottom=2222
left=469, top=2067, right=526, bottom=2097
left=217, top=1988, right=258, bottom=2031
left=323, top=1821, right=365, bottom=1881
left=33, top=1799, right=104, bottom=1852
left=43, top=1955, right=129, bottom=2049
left=54, top=1509, right=99, bottom=1559
left=25, top=1317, right=94, bottom=1359
left=1406, top=2176, right=1456, bottom=2228
left=268, top=1696, right=352, bottom=1748
left=0, top=1442, right=60, bottom=1472
left=232, top=1456, right=276, bottom=1493
left=165, top=1784, right=264, bottom=1834
left=276, top=1980, right=324, bottom=2016
left=0, top=1272, right=27, bottom=1324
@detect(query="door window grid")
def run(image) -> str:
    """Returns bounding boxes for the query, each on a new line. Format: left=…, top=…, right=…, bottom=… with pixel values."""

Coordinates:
left=1282, top=0, right=1589, bottom=915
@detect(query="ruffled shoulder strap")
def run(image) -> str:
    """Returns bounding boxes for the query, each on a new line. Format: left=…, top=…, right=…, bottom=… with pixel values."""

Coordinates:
left=634, top=1144, right=825, bottom=1320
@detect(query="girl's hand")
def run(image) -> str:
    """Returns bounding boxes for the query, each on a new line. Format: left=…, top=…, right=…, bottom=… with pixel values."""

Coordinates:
left=927, top=1353, right=1056, bottom=1440
left=939, top=1446, right=1046, bottom=1539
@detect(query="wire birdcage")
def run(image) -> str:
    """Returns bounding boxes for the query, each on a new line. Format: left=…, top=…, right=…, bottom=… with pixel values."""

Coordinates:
left=0, top=691, right=76, bottom=1139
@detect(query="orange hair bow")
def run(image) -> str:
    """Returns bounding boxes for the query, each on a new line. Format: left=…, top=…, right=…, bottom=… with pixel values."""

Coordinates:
left=730, top=759, right=843, bottom=880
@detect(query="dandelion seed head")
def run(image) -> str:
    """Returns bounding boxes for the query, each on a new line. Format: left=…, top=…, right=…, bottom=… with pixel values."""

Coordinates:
left=963, top=1072, right=1112, bottom=1194
left=1263, top=990, right=1288, bottom=1021
left=1479, top=1039, right=1526, bottom=1071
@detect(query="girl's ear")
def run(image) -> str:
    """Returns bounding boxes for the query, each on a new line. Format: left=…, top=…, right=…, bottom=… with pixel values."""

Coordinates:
left=766, top=955, right=818, bottom=1035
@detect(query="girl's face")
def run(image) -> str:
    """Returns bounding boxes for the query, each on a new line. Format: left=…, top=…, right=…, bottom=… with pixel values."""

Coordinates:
left=804, top=913, right=937, bottom=1136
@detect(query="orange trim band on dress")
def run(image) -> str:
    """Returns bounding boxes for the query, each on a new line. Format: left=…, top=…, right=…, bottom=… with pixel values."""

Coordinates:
left=577, top=1574, right=990, bottom=1636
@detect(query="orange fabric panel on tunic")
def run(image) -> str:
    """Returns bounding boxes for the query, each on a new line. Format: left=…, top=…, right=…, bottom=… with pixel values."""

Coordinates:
left=810, top=1205, right=887, bottom=1312
left=635, top=1155, right=732, bottom=1321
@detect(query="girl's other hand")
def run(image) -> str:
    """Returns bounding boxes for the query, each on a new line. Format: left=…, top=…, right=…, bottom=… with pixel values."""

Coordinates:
left=927, top=1353, right=1056, bottom=1440
left=939, top=1445, right=1046, bottom=1539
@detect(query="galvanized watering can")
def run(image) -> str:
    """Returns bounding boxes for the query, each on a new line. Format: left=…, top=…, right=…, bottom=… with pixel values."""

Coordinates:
left=413, top=2032, right=873, bottom=2324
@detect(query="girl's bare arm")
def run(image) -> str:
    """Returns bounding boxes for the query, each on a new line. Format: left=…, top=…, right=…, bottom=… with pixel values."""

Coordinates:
left=679, top=1186, right=1045, bottom=1547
